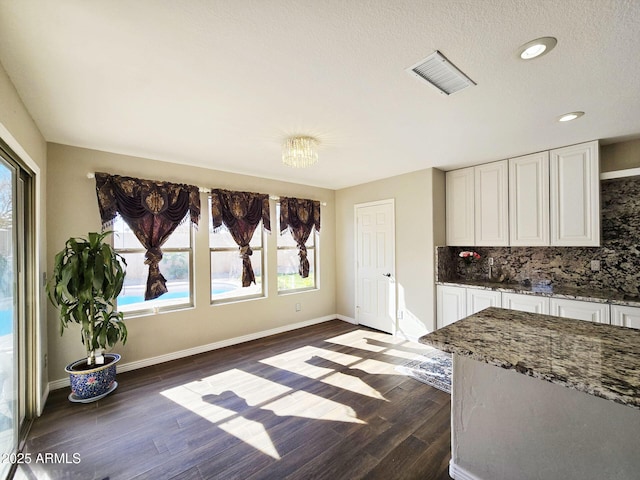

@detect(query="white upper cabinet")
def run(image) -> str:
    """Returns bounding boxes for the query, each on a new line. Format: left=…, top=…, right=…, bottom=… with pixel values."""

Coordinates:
left=446, top=167, right=475, bottom=246
left=509, top=152, right=550, bottom=246
left=445, top=140, right=600, bottom=247
left=550, top=141, right=600, bottom=246
left=475, top=160, right=509, bottom=246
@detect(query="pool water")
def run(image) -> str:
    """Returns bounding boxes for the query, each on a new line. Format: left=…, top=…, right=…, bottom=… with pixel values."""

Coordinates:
left=117, top=290, right=188, bottom=306
left=118, top=283, right=236, bottom=305
left=0, top=309, right=12, bottom=336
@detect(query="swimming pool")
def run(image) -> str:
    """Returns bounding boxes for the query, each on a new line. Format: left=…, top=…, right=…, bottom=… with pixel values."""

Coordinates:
left=117, top=282, right=237, bottom=305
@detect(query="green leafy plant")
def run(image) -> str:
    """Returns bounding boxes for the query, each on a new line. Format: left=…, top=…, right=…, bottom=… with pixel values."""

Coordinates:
left=47, top=231, right=128, bottom=366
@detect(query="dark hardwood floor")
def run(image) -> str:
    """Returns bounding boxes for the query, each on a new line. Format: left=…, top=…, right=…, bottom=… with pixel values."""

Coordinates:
left=16, top=320, right=451, bottom=480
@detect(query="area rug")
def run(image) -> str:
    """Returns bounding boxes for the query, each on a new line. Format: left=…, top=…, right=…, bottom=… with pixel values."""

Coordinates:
left=396, top=348, right=452, bottom=394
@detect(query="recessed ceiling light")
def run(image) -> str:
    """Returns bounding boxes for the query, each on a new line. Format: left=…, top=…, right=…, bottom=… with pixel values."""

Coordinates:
left=518, top=37, right=557, bottom=60
left=558, top=111, right=585, bottom=122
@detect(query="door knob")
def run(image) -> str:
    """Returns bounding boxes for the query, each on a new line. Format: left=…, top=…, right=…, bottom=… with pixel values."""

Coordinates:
left=382, top=273, right=391, bottom=277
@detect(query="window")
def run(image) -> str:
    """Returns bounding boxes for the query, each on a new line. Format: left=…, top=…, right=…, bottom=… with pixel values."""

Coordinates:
left=209, top=199, right=265, bottom=303
left=277, top=204, right=318, bottom=292
left=113, top=215, right=193, bottom=315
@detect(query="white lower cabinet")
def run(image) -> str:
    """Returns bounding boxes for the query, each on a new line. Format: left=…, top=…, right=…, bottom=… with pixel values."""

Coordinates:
left=611, top=305, right=640, bottom=329
left=550, top=297, right=610, bottom=324
left=502, top=292, right=550, bottom=314
left=437, top=285, right=629, bottom=329
left=466, top=288, right=502, bottom=315
left=437, top=285, right=466, bottom=328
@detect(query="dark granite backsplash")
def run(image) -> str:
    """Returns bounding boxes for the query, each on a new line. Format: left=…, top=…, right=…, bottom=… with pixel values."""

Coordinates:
left=437, top=176, right=640, bottom=296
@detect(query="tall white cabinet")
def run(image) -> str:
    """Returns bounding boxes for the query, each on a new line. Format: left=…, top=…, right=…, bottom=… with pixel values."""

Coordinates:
left=475, top=160, right=509, bottom=246
left=509, top=152, right=550, bottom=246
left=446, top=167, right=475, bottom=246
left=550, top=141, right=600, bottom=246
left=446, top=161, right=509, bottom=246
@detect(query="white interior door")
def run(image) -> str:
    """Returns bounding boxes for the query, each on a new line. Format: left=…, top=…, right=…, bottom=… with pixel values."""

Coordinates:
left=355, top=200, right=395, bottom=334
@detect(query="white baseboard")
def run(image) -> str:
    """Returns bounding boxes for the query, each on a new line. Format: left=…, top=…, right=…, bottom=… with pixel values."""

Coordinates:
left=49, top=314, right=337, bottom=391
left=336, top=314, right=357, bottom=324
left=450, top=460, right=484, bottom=480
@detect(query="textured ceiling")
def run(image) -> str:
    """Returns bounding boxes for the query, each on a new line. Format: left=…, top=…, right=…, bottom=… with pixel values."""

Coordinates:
left=1, top=0, right=639, bottom=189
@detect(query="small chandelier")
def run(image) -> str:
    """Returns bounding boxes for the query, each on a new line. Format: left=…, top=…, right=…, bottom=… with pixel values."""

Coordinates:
left=282, top=136, right=319, bottom=168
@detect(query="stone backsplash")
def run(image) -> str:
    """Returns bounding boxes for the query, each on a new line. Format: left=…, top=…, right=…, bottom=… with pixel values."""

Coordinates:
left=437, top=176, right=640, bottom=297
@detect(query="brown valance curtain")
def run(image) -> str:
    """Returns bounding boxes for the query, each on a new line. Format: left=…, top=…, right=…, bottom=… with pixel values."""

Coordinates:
left=95, top=172, right=200, bottom=300
left=279, top=197, right=321, bottom=278
left=210, top=189, right=271, bottom=287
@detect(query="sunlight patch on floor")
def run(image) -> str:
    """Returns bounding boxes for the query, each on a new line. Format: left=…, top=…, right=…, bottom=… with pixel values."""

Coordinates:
left=326, top=330, right=389, bottom=352
left=161, top=367, right=366, bottom=459
left=218, top=416, right=281, bottom=459
left=260, top=345, right=386, bottom=400
left=326, top=329, right=430, bottom=360
left=262, top=390, right=364, bottom=424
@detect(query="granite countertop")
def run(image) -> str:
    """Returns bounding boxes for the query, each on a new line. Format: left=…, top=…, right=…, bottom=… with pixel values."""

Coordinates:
left=436, top=279, right=640, bottom=308
left=420, top=307, right=640, bottom=410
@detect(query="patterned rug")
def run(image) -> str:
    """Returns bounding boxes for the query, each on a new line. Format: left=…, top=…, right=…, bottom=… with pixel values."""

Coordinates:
left=396, top=348, right=452, bottom=394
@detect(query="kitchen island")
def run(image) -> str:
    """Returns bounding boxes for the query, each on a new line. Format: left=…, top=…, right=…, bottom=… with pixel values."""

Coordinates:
left=420, top=307, right=640, bottom=480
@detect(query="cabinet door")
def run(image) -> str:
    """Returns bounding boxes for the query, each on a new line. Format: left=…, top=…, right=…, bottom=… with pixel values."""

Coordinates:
left=446, top=168, right=475, bottom=246
left=550, top=141, right=600, bottom=246
left=502, top=292, right=550, bottom=314
left=466, top=288, right=501, bottom=315
left=475, top=160, right=509, bottom=246
left=437, top=285, right=467, bottom=328
left=611, top=305, right=640, bottom=329
left=550, top=298, right=610, bottom=324
left=509, top=152, right=550, bottom=246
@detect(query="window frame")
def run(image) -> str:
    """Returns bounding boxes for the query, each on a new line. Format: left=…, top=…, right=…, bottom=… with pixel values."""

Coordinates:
left=208, top=198, right=266, bottom=305
left=276, top=202, right=319, bottom=294
left=112, top=216, right=195, bottom=317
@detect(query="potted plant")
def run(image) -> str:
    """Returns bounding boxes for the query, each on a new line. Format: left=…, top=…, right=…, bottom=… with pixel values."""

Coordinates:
left=47, top=231, right=128, bottom=402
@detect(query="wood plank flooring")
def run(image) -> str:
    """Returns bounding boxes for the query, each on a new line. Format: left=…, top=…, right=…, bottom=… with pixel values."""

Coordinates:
left=15, top=320, right=451, bottom=480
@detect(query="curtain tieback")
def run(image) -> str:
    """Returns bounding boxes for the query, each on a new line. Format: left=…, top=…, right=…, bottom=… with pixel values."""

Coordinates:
left=145, top=247, right=164, bottom=267
left=239, top=245, right=253, bottom=258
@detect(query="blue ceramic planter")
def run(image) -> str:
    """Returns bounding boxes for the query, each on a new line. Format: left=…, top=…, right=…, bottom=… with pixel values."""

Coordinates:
left=65, top=353, right=120, bottom=401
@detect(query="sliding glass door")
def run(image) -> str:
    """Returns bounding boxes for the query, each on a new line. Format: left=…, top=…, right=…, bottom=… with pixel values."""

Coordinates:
left=0, top=150, right=31, bottom=480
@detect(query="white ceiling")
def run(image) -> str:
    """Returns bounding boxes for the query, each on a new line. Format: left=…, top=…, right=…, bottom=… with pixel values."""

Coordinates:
left=1, top=0, right=639, bottom=189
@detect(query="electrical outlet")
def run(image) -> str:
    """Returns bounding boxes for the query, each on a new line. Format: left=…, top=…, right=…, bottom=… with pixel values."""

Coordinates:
left=488, top=257, right=494, bottom=266
left=591, top=260, right=601, bottom=271
left=295, top=303, right=301, bottom=312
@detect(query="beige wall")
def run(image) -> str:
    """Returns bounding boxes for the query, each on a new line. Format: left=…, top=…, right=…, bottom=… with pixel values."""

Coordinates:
left=601, top=139, right=640, bottom=171
left=335, top=168, right=445, bottom=340
left=46, top=143, right=336, bottom=384
left=0, top=61, right=48, bottom=410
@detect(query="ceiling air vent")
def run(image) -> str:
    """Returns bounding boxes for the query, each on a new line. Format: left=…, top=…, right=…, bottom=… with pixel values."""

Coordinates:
left=406, top=50, right=476, bottom=95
